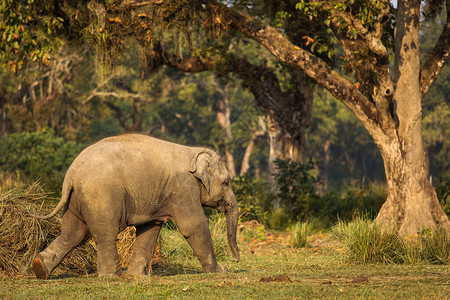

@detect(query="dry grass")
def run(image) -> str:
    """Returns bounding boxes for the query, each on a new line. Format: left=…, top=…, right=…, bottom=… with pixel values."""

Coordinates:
left=0, top=183, right=101, bottom=277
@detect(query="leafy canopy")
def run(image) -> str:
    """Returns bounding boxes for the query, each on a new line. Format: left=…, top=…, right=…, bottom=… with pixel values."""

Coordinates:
left=0, top=0, right=63, bottom=72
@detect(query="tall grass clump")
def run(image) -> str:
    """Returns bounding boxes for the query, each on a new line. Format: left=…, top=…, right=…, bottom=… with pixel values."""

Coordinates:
left=292, top=221, right=312, bottom=248
left=333, top=216, right=403, bottom=263
left=333, top=216, right=450, bottom=264
left=417, top=227, right=450, bottom=264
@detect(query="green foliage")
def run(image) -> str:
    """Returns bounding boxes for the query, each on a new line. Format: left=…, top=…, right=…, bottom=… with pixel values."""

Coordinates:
left=272, top=158, right=320, bottom=221
left=232, top=175, right=271, bottom=222
left=418, top=227, right=450, bottom=265
left=334, top=216, right=450, bottom=264
left=435, top=179, right=450, bottom=216
left=291, top=221, right=312, bottom=248
left=240, top=224, right=267, bottom=243
left=305, top=89, right=385, bottom=188
left=266, top=207, right=291, bottom=229
left=0, top=130, right=82, bottom=192
left=296, top=0, right=392, bottom=39
left=423, top=103, right=450, bottom=179
left=316, top=183, right=386, bottom=223
left=0, top=0, right=63, bottom=71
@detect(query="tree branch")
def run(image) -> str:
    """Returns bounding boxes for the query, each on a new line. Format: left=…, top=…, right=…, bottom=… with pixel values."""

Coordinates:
left=420, top=1, right=450, bottom=95
left=203, top=1, right=379, bottom=131
left=332, top=8, right=389, bottom=58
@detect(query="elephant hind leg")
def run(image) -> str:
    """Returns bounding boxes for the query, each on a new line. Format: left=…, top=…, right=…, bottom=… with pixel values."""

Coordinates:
left=32, top=209, right=91, bottom=279
left=127, top=223, right=162, bottom=277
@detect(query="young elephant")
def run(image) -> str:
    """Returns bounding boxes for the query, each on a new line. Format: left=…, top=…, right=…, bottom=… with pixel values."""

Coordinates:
left=31, top=134, right=239, bottom=279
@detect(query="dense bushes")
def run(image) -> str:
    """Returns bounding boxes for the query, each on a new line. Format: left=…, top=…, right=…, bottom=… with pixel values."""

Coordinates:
left=232, top=175, right=272, bottom=223
left=436, top=179, right=450, bottom=215
left=237, top=159, right=386, bottom=228
left=272, top=159, right=320, bottom=221
left=0, top=130, right=82, bottom=193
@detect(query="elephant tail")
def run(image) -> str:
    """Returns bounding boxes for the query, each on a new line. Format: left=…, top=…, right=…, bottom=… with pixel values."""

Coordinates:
left=29, top=173, right=73, bottom=220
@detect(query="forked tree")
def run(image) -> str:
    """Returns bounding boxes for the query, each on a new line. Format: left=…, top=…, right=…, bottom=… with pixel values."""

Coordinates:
left=199, top=0, right=449, bottom=234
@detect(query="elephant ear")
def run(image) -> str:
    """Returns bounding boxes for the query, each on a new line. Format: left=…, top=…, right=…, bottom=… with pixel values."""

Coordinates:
left=189, top=151, right=211, bottom=195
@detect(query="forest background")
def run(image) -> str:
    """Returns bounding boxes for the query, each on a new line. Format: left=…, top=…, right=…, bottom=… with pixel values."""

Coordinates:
left=0, top=0, right=449, bottom=229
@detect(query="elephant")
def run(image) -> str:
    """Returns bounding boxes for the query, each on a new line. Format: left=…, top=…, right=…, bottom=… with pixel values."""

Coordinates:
left=31, top=134, right=240, bottom=279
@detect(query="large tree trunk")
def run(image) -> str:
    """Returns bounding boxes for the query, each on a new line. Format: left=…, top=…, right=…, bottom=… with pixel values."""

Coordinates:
left=375, top=136, right=450, bottom=234
left=247, top=69, right=313, bottom=207
left=249, top=69, right=313, bottom=186
left=214, top=81, right=236, bottom=178
left=373, top=0, right=450, bottom=234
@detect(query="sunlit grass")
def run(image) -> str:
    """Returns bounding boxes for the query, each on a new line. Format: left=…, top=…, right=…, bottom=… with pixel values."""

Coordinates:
left=333, top=216, right=450, bottom=264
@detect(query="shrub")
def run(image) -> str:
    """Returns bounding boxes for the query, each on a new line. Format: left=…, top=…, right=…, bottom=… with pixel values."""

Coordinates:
left=316, top=183, right=386, bottom=223
left=292, top=221, right=312, bottom=248
left=266, top=207, right=291, bottom=229
left=435, top=178, right=450, bottom=216
left=333, top=216, right=404, bottom=263
left=232, top=174, right=272, bottom=223
left=417, top=227, right=450, bottom=264
left=272, top=158, right=320, bottom=221
left=0, top=130, right=83, bottom=193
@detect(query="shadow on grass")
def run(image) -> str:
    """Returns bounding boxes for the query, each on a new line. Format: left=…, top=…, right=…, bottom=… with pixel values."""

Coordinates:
left=41, top=260, right=246, bottom=280
left=150, top=262, right=203, bottom=276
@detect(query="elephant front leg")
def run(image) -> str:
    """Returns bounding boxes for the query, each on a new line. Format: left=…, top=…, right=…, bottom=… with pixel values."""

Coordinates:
left=172, top=209, right=227, bottom=273
left=127, top=223, right=162, bottom=277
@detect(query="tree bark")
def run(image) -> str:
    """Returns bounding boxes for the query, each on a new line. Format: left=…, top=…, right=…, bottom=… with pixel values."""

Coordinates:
left=214, top=81, right=236, bottom=178
left=373, top=0, right=450, bottom=234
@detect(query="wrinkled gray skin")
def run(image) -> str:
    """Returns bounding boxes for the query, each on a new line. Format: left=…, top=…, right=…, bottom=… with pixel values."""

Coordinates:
left=31, top=134, right=239, bottom=279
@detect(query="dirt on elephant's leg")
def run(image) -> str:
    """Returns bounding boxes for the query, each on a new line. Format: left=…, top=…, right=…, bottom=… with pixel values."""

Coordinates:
left=32, top=210, right=91, bottom=279
left=127, top=223, right=162, bottom=276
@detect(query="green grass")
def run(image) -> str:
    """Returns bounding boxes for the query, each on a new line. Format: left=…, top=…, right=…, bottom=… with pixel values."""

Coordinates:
left=291, top=221, right=312, bottom=248
left=2, top=231, right=449, bottom=299
left=1, top=186, right=449, bottom=299
left=333, top=216, right=450, bottom=264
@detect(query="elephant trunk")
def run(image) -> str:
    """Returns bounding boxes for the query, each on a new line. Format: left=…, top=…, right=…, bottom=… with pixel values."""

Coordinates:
left=225, top=192, right=240, bottom=262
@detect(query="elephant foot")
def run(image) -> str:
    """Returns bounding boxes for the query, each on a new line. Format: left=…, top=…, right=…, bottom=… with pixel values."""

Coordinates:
left=205, top=264, right=228, bottom=273
left=97, top=268, right=123, bottom=278
left=218, top=264, right=228, bottom=273
left=125, top=268, right=147, bottom=278
left=32, top=255, right=49, bottom=280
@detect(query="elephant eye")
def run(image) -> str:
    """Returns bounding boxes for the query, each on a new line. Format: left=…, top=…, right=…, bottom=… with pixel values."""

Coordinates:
left=223, top=179, right=231, bottom=186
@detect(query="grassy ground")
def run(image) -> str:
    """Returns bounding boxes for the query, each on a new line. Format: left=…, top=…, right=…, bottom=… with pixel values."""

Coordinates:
left=1, top=228, right=449, bottom=299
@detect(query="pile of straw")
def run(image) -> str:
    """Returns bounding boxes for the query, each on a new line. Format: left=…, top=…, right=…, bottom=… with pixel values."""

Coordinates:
left=0, top=183, right=99, bottom=277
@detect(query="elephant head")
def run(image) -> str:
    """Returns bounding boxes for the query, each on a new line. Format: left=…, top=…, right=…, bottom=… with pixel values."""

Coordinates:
left=189, top=150, right=240, bottom=262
